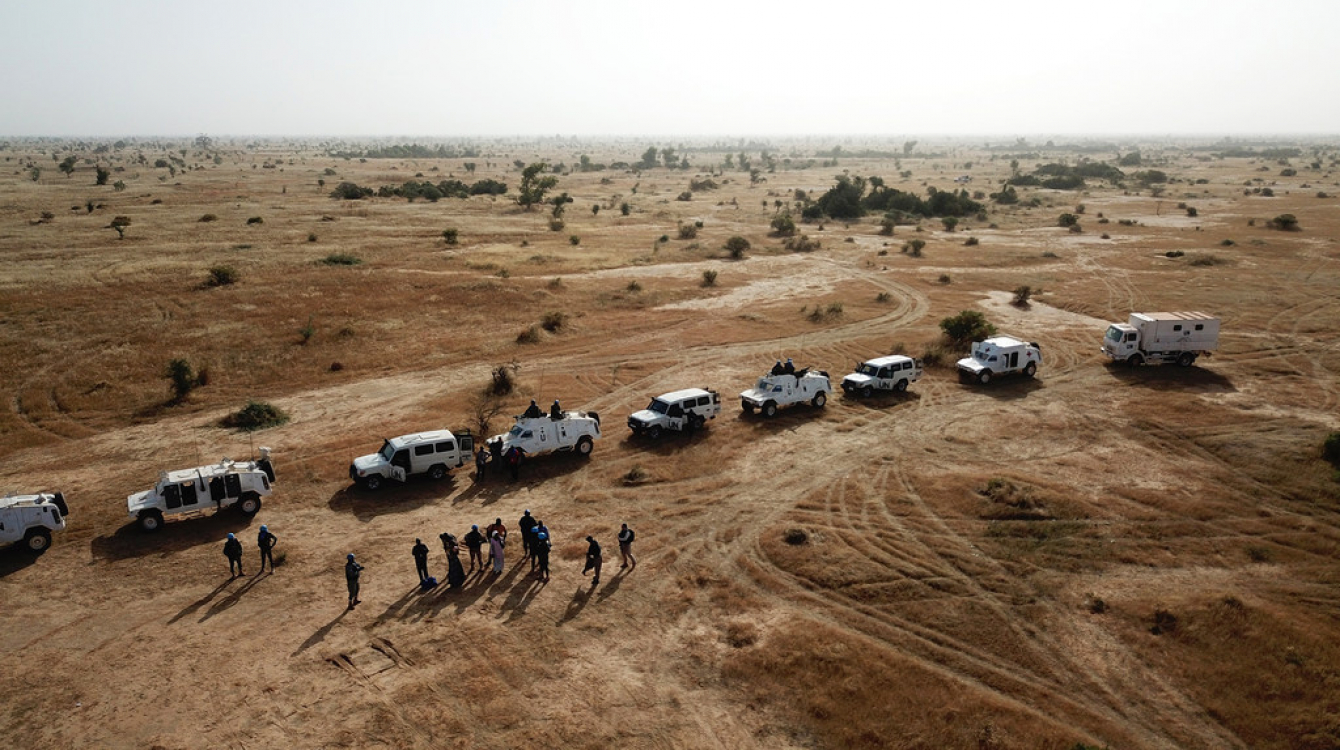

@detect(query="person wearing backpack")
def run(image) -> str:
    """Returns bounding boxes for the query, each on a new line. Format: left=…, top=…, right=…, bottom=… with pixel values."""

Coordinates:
left=618, top=523, right=637, bottom=569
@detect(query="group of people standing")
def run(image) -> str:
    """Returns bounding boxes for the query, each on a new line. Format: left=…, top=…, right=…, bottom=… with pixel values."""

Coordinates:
left=221, top=524, right=279, bottom=578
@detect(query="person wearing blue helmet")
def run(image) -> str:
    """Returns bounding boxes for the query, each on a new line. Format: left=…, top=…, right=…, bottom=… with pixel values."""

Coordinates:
left=533, top=529, right=551, bottom=582
left=223, top=532, right=244, bottom=577
left=257, top=524, right=278, bottom=574
left=345, top=553, right=363, bottom=609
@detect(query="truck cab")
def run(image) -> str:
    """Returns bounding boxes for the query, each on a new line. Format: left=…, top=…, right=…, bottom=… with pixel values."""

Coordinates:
left=841, top=355, right=923, bottom=397
left=956, top=336, right=1041, bottom=384
left=0, top=492, right=69, bottom=553
left=350, top=429, right=474, bottom=490
left=628, top=388, right=721, bottom=439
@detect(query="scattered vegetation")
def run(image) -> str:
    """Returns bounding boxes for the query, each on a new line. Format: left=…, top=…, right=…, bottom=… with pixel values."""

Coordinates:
left=223, top=400, right=290, bottom=431
left=246, top=216, right=263, bottom=226
left=940, top=310, right=996, bottom=346
left=164, top=358, right=200, bottom=403
left=964, top=236, right=979, bottom=246
left=1268, top=213, right=1300, bottom=231
left=516, top=325, right=541, bottom=344
left=785, top=235, right=820, bottom=253
left=806, top=302, right=845, bottom=323
left=489, top=362, right=520, bottom=396
left=541, top=311, right=567, bottom=332
left=725, top=236, right=750, bottom=259
left=701, top=269, right=718, bottom=287
left=206, top=265, right=240, bottom=287
left=1011, top=285, right=1032, bottom=307
left=443, top=228, right=459, bottom=245
left=108, top=215, right=131, bottom=239
left=321, top=253, right=361, bottom=266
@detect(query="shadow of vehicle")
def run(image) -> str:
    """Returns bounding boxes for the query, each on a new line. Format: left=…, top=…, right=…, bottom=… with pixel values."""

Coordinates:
left=90, top=512, right=254, bottom=562
left=735, top=403, right=830, bottom=432
left=1103, top=361, right=1237, bottom=393
left=839, top=390, right=922, bottom=411
left=327, top=476, right=458, bottom=522
left=956, top=374, right=1043, bottom=401
left=0, top=545, right=42, bottom=578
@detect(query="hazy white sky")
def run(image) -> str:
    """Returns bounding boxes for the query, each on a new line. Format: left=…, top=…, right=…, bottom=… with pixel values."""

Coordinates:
left=2, top=0, right=1335, bottom=137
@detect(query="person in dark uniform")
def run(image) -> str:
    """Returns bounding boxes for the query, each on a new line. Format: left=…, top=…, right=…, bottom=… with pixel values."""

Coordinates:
left=518, top=509, right=538, bottom=564
left=506, top=445, right=523, bottom=481
left=618, top=523, right=637, bottom=569
left=783, top=358, right=796, bottom=375
left=549, top=400, right=562, bottom=419
left=223, top=533, right=244, bottom=577
left=474, top=445, right=489, bottom=480
left=345, top=553, right=363, bottom=609
left=523, top=400, right=542, bottom=418
left=412, top=538, right=430, bottom=584
left=463, top=524, right=485, bottom=572
left=443, top=533, right=466, bottom=589
left=533, top=530, right=552, bottom=581
left=771, top=360, right=786, bottom=376
left=257, top=525, right=277, bottom=573
left=583, top=535, right=603, bottom=585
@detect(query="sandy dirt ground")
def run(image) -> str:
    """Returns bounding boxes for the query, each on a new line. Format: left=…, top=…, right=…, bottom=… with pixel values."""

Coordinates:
left=2, top=138, right=1339, bottom=749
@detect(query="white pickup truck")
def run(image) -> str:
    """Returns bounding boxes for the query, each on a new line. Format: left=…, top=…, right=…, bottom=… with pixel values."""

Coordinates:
left=740, top=369, right=832, bottom=417
left=841, top=355, right=923, bottom=397
left=956, top=336, right=1041, bottom=384
left=350, top=429, right=474, bottom=490
left=490, top=410, right=601, bottom=458
left=0, top=492, right=69, bottom=553
left=627, top=388, right=721, bottom=439
left=127, top=449, right=275, bottom=532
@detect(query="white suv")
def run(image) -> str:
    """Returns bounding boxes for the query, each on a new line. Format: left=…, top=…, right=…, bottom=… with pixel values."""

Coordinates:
left=842, top=355, right=923, bottom=397
left=350, top=429, right=475, bottom=490
left=627, top=388, right=721, bottom=439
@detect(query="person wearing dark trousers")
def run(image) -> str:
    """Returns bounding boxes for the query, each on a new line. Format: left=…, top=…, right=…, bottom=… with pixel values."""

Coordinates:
left=549, top=400, right=562, bottom=420
left=474, top=446, right=489, bottom=480
left=345, top=554, right=363, bottom=609
left=444, top=534, right=466, bottom=589
left=533, top=530, right=551, bottom=581
left=618, top=523, right=637, bottom=569
left=523, top=400, right=542, bottom=419
left=506, top=445, right=523, bottom=481
left=257, top=525, right=277, bottom=573
left=519, top=509, right=537, bottom=563
left=583, top=535, right=603, bottom=585
left=464, top=524, right=485, bottom=572
left=223, top=533, right=244, bottom=577
left=412, top=538, right=430, bottom=584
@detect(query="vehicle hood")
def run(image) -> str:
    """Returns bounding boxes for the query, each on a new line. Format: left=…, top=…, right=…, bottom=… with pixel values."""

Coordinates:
left=126, top=489, right=156, bottom=515
left=351, top=454, right=386, bottom=474
left=956, top=357, right=986, bottom=373
left=843, top=373, right=875, bottom=386
left=628, top=409, right=659, bottom=424
left=739, top=388, right=768, bottom=401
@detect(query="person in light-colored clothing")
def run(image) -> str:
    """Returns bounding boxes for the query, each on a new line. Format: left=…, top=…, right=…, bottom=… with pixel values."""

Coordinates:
left=489, top=531, right=505, bottom=574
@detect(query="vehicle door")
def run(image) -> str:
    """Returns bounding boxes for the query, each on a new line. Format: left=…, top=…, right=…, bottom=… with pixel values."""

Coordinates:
left=878, top=366, right=893, bottom=388
left=178, top=480, right=200, bottom=509
left=209, top=476, right=227, bottom=505
left=390, top=449, right=411, bottom=482
left=435, top=439, right=459, bottom=467
left=1006, top=351, right=1019, bottom=369
left=0, top=510, right=16, bottom=543
left=412, top=444, right=435, bottom=473
left=457, top=433, right=474, bottom=459
left=667, top=402, right=685, bottom=431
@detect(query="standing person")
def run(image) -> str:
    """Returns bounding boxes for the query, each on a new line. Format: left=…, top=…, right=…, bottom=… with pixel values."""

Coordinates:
left=464, top=524, right=485, bottom=572
left=412, top=538, right=430, bottom=584
left=506, top=445, right=523, bottom=481
left=223, top=533, right=244, bottom=577
left=489, top=437, right=502, bottom=468
left=474, top=445, right=489, bottom=480
left=444, top=533, right=466, bottom=589
left=489, top=531, right=505, bottom=575
left=583, top=535, right=603, bottom=585
left=531, top=519, right=550, bottom=572
left=345, top=553, right=363, bottom=609
left=549, top=400, right=562, bottom=419
left=533, top=529, right=551, bottom=581
left=518, top=509, right=538, bottom=564
left=257, top=524, right=277, bottom=573
left=618, top=523, right=637, bottom=569
left=485, top=517, right=507, bottom=562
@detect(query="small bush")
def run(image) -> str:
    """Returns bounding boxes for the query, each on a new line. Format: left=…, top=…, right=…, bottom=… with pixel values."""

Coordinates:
left=1165, top=250, right=1185, bottom=258
left=677, top=223, right=698, bottom=240
left=1267, top=213, right=1299, bottom=231
left=541, top=311, right=567, bottom=332
left=1150, top=608, right=1178, bottom=635
left=1011, top=285, right=1032, bottom=307
left=1057, top=213, right=1079, bottom=228
left=299, top=317, right=316, bottom=344
left=164, top=358, right=198, bottom=402
left=701, top=269, right=718, bottom=286
left=770, top=213, right=796, bottom=236
left=443, top=228, right=459, bottom=244
left=1220, top=239, right=1235, bottom=246
left=224, top=400, right=290, bottom=431
left=246, top=216, right=263, bottom=225
left=1323, top=432, right=1340, bottom=466
left=321, top=253, right=361, bottom=266
left=626, top=280, right=642, bottom=292
left=676, top=191, right=693, bottom=201
left=207, top=265, right=239, bottom=287
left=1185, top=206, right=1198, bottom=217
left=783, top=529, right=808, bottom=545
left=516, top=325, right=541, bottom=344
left=938, top=274, right=952, bottom=284
left=785, top=235, right=820, bottom=252
left=940, top=310, right=996, bottom=346
left=964, top=236, right=979, bottom=246
left=307, top=232, right=317, bottom=243
left=904, top=238, right=926, bottom=257
left=919, top=342, right=951, bottom=368
left=876, top=292, right=892, bottom=303
left=548, top=218, right=565, bottom=232
left=569, top=235, right=581, bottom=246
left=1189, top=255, right=1222, bottom=266
left=489, top=363, right=519, bottom=395
left=725, top=236, right=750, bottom=259
left=620, top=202, right=630, bottom=216
left=199, top=213, right=218, bottom=222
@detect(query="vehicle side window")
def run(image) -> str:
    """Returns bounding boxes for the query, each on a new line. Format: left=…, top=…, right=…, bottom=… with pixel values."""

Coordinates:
left=1194, top=324, right=1204, bottom=330
left=164, top=483, right=182, bottom=509
left=414, top=445, right=433, bottom=457
left=225, top=473, right=241, bottom=497
left=392, top=450, right=411, bottom=468
left=1173, top=324, right=1183, bottom=331
left=696, top=397, right=709, bottom=407
left=522, top=431, right=533, bottom=439
left=435, top=440, right=454, bottom=453
left=1126, top=333, right=1136, bottom=342
left=668, top=404, right=684, bottom=417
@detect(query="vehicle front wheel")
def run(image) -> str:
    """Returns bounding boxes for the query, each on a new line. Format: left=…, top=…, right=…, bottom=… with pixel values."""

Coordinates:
left=1177, top=352, right=1195, bottom=367
left=1023, top=362, right=1037, bottom=377
left=646, top=425, right=662, bottom=440
left=894, top=379, right=908, bottom=393
left=24, top=528, right=52, bottom=553
left=238, top=494, right=262, bottom=515
left=763, top=402, right=778, bottom=418
left=427, top=464, right=448, bottom=481
left=576, top=436, right=594, bottom=456
left=812, top=392, right=827, bottom=408
left=362, top=474, right=383, bottom=491
left=978, top=370, right=993, bottom=385
left=861, top=385, right=874, bottom=398
left=138, top=510, right=164, bottom=533
left=1127, top=354, right=1143, bottom=367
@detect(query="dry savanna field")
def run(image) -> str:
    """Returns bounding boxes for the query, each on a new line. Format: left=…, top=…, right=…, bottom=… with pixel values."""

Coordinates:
left=2, top=136, right=1339, bottom=749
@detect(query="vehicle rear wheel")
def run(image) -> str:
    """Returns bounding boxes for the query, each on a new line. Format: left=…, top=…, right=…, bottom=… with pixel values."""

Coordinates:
left=861, top=385, right=874, bottom=398
left=978, top=370, right=993, bottom=385
left=763, top=401, right=778, bottom=418
left=24, top=528, right=52, bottom=553
left=1023, top=362, right=1037, bottom=377
left=362, top=474, right=383, bottom=491
left=811, top=392, right=827, bottom=408
left=646, top=425, right=662, bottom=440
left=689, top=413, right=705, bottom=431
left=576, top=435, right=594, bottom=456
left=138, top=509, right=164, bottom=533
left=427, top=464, right=448, bottom=481
left=238, top=494, right=262, bottom=515
left=894, top=379, right=908, bottom=392
left=1127, top=354, right=1143, bottom=367
left=1177, top=352, right=1195, bottom=367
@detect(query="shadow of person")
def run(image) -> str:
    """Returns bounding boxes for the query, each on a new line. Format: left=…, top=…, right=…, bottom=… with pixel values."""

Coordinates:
left=199, top=572, right=265, bottom=621
left=558, top=585, right=593, bottom=626
left=595, top=567, right=629, bottom=604
left=168, top=578, right=236, bottom=624
left=291, top=608, right=349, bottom=657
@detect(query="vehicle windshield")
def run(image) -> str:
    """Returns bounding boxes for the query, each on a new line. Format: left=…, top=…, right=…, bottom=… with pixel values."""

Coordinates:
left=378, top=441, right=395, bottom=462
left=508, top=424, right=525, bottom=438
left=1105, top=325, right=1123, bottom=342
left=858, top=363, right=878, bottom=375
left=648, top=399, right=669, bottom=414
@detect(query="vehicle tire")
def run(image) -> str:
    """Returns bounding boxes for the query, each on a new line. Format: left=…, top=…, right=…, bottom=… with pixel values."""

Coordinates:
left=1127, top=354, right=1143, bottom=367
left=894, top=379, right=908, bottom=393
left=763, top=401, right=778, bottom=418
left=576, top=435, right=594, bottom=456
left=861, top=385, right=874, bottom=398
left=1177, top=352, right=1195, bottom=367
left=427, top=464, right=448, bottom=481
left=362, top=474, right=383, bottom=491
left=978, top=370, right=993, bottom=385
left=647, top=425, right=662, bottom=440
left=238, top=494, right=262, bottom=515
left=24, top=528, right=52, bottom=553
left=812, top=392, right=827, bottom=408
left=690, top=414, right=705, bottom=431
left=138, top=509, right=164, bottom=533
left=741, top=401, right=755, bottom=414
left=1023, top=362, right=1037, bottom=378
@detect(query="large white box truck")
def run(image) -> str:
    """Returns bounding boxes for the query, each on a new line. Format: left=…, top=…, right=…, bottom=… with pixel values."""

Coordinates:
left=1102, top=312, right=1219, bottom=367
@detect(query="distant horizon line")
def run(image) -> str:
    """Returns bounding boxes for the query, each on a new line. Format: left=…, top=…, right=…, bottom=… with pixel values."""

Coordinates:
left=3, top=132, right=1338, bottom=142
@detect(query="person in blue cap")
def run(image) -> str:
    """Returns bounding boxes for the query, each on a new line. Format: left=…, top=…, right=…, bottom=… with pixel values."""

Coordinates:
left=257, top=524, right=278, bottom=573
left=345, top=553, right=363, bottom=609
left=771, top=359, right=786, bottom=376
left=412, top=538, right=431, bottom=584
left=533, top=530, right=551, bottom=581
left=223, top=533, right=244, bottom=577
left=783, top=358, right=796, bottom=376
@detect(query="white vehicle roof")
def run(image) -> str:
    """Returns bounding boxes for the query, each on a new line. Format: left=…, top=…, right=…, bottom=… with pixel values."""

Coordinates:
left=654, top=388, right=714, bottom=403
left=1133, top=311, right=1216, bottom=323
left=980, top=335, right=1030, bottom=348
left=859, top=355, right=916, bottom=368
left=0, top=493, right=59, bottom=510
left=387, top=430, right=457, bottom=449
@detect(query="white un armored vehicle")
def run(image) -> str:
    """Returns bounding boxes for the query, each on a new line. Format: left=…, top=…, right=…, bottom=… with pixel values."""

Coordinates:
left=0, top=492, right=69, bottom=553
left=490, top=409, right=601, bottom=458
left=627, top=388, right=721, bottom=439
left=740, top=368, right=832, bottom=417
left=350, top=429, right=475, bottom=490
left=956, top=336, right=1041, bottom=384
left=841, top=355, right=923, bottom=397
left=127, top=449, right=275, bottom=532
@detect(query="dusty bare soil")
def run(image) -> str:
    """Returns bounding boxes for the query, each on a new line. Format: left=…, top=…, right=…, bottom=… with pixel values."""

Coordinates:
left=2, top=138, right=1339, bottom=749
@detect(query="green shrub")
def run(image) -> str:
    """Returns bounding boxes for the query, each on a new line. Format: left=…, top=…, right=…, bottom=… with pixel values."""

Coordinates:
left=702, top=269, right=718, bottom=286
left=224, top=401, right=290, bottom=431
left=164, top=358, right=198, bottom=402
left=875, top=292, right=891, bottom=303
left=516, top=325, right=541, bottom=344
left=620, top=202, right=631, bottom=216
left=1268, top=213, right=1299, bottom=231
left=938, top=274, right=951, bottom=284
left=940, top=310, right=996, bottom=346
left=903, top=238, right=926, bottom=257
left=443, top=228, right=459, bottom=244
left=964, top=236, right=979, bottom=246
left=307, top=232, right=317, bottom=243
left=1012, top=285, right=1032, bottom=306
left=569, top=235, right=581, bottom=246
left=1057, top=213, right=1079, bottom=228
left=321, top=253, right=361, bottom=266
left=541, top=311, right=567, bottom=332
left=725, top=236, right=750, bottom=259
left=626, top=280, right=642, bottom=292
left=207, top=265, right=239, bottom=286
left=678, top=223, right=698, bottom=240
left=770, top=213, right=796, bottom=236
left=246, top=216, right=263, bottom=225
left=785, top=235, right=820, bottom=252
left=1323, top=432, right=1340, bottom=465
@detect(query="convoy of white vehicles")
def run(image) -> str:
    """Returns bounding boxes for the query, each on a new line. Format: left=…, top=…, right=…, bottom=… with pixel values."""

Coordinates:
left=627, top=388, right=721, bottom=438
left=5, top=310, right=1229, bottom=548
left=350, top=429, right=475, bottom=490
left=0, top=492, right=68, bottom=553
left=1101, top=312, right=1220, bottom=367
